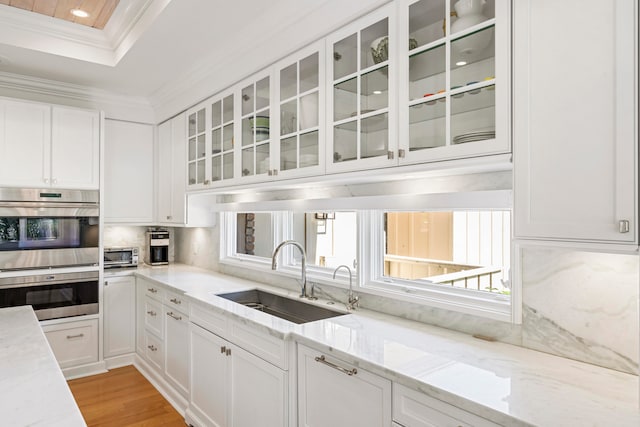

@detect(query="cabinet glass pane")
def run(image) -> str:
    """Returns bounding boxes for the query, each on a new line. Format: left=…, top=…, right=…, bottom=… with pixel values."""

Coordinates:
left=409, top=101, right=446, bottom=151
left=197, top=159, right=205, bottom=183
left=196, top=109, right=205, bottom=133
left=361, top=113, right=388, bottom=158
left=188, top=162, right=196, bottom=185
left=334, top=121, right=357, bottom=162
left=334, top=78, right=357, bottom=121
left=211, top=101, right=222, bottom=128
left=223, top=124, right=234, bottom=151
left=362, top=18, right=389, bottom=69
left=256, top=77, right=270, bottom=111
left=450, top=26, right=495, bottom=88
left=280, top=136, right=297, bottom=171
left=212, top=128, right=221, bottom=154
left=300, top=92, right=318, bottom=130
left=188, top=113, right=196, bottom=137
left=300, top=52, right=319, bottom=93
left=242, top=117, right=253, bottom=146
left=255, top=110, right=270, bottom=142
left=223, top=153, right=233, bottom=180
left=409, top=0, right=446, bottom=48
left=361, top=67, right=388, bottom=112
left=223, top=95, right=234, bottom=123
left=197, top=134, right=206, bottom=158
left=242, top=84, right=253, bottom=116
left=188, top=137, right=196, bottom=161
left=409, top=44, right=445, bottom=101
left=450, top=0, right=494, bottom=36
left=300, top=131, right=319, bottom=167
left=242, top=148, right=254, bottom=176
left=281, top=100, right=297, bottom=135
left=212, top=156, right=221, bottom=181
left=281, top=63, right=297, bottom=101
left=334, top=34, right=357, bottom=80
left=256, top=143, right=270, bottom=174
left=451, top=85, right=495, bottom=145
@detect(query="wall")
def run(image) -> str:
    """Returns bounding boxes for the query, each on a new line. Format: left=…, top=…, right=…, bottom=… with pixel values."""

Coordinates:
left=173, top=223, right=639, bottom=376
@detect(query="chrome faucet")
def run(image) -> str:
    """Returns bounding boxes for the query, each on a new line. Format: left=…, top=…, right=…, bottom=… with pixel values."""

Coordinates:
left=272, top=240, right=309, bottom=299
left=332, top=265, right=359, bottom=310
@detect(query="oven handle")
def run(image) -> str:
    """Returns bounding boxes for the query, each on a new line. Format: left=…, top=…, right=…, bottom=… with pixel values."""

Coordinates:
left=0, top=272, right=99, bottom=289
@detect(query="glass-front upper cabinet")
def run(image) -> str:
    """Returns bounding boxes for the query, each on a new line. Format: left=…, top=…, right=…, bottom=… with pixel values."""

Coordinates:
left=187, top=103, right=208, bottom=188
left=210, top=91, right=235, bottom=184
left=326, top=4, right=397, bottom=173
left=399, top=0, right=510, bottom=164
left=274, top=41, right=325, bottom=179
left=238, top=71, right=271, bottom=182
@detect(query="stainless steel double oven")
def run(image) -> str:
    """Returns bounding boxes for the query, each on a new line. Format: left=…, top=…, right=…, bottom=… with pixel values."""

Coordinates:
left=0, top=188, right=100, bottom=320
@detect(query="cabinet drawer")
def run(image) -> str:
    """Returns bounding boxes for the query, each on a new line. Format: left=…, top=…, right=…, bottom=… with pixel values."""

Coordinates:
left=164, top=289, right=189, bottom=314
left=42, top=319, right=98, bottom=369
left=393, top=383, right=499, bottom=427
left=190, top=303, right=228, bottom=337
left=145, top=330, right=164, bottom=372
left=144, top=281, right=165, bottom=301
left=230, top=319, right=287, bottom=370
left=144, top=297, right=163, bottom=338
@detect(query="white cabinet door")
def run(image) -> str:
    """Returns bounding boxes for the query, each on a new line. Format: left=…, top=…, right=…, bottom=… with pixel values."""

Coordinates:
left=164, top=305, right=190, bottom=397
left=51, top=106, right=100, bottom=189
left=0, top=99, right=51, bottom=188
left=157, top=113, right=186, bottom=224
left=42, top=319, right=99, bottom=369
left=103, top=275, right=136, bottom=358
left=513, top=0, right=637, bottom=244
left=189, top=323, right=229, bottom=427
left=298, top=344, right=392, bottom=427
left=104, top=119, right=154, bottom=223
left=230, top=342, right=287, bottom=427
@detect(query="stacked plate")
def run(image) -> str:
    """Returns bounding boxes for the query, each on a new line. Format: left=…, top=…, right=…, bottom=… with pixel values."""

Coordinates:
left=453, top=130, right=495, bottom=144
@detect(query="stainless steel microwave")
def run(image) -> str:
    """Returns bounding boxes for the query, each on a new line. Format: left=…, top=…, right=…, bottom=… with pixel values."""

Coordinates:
left=104, top=247, right=139, bottom=269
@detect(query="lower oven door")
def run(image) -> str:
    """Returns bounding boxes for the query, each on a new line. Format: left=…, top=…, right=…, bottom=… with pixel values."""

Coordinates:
left=0, top=271, right=99, bottom=320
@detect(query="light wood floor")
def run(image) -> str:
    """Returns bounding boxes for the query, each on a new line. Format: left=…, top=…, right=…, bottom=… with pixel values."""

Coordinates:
left=68, top=365, right=186, bottom=427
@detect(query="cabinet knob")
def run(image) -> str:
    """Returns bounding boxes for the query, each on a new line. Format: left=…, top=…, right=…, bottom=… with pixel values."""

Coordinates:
left=147, top=310, right=156, bottom=316
left=148, top=288, right=157, bottom=293
left=167, top=215, right=172, bottom=220
left=104, top=281, right=109, bottom=287
left=226, top=348, right=231, bottom=356
left=619, top=220, right=630, bottom=233
left=43, top=178, right=49, bottom=184
left=147, top=345, right=158, bottom=352
left=52, top=178, right=57, bottom=184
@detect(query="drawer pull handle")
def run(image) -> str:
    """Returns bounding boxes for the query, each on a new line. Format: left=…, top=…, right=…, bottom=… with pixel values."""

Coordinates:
left=169, top=298, right=182, bottom=305
left=314, top=355, right=357, bottom=376
left=147, top=345, right=158, bottom=352
left=167, top=311, right=182, bottom=321
left=147, top=310, right=156, bottom=316
left=148, top=288, right=158, bottom=293
left=66, top=333, right=84, bottom=339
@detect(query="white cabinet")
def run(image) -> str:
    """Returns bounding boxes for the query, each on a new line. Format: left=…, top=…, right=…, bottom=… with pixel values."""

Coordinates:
left=42, top=318, right=99, bottom=369
left=50, top=106, right=100, bottom=189
left=157, top=113, right=186, bottom=224
left=188, top=322, right=287, bottom=427
left=103, top=275, right=136, bottom=358
left=104, top=119, right=154, bottom=223
left=297, top=344, right=391, bottom=427
left=0, top=99, right=99, bottom=189
left=393, top=383, right=499, bottom=427
left=164, top=303, right=190, bottom=397
left=513, top=0, right=637, bottom=245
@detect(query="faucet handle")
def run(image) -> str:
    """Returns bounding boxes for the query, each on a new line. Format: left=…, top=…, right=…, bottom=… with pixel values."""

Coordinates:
left=307, top=282, right=318, bottom=300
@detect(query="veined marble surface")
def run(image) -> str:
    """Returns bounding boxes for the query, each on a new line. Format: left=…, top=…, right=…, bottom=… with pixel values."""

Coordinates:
left=136, top=264, right=640, bottom=427
left=0, top=306, right=85, bottom=427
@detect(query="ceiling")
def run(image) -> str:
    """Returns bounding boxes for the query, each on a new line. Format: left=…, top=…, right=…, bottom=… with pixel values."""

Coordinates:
left=0, top=0, right=386, bottom=117
left=0, top=0, right=119, bottom=29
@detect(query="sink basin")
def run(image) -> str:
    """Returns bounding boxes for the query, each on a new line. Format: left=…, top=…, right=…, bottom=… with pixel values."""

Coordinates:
left=216, top=289, right=347, bottom=324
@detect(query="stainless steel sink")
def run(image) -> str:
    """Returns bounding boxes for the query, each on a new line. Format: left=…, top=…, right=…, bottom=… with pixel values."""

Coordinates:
left=216, top=289, right=347, bottom=324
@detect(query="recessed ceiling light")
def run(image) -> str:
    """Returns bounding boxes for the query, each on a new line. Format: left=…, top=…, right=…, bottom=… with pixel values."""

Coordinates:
left=373, top=90, right=382, bottom=95
left=456, top=61, right=467, bottom=66
left=71, top=9, right=90, bottom=18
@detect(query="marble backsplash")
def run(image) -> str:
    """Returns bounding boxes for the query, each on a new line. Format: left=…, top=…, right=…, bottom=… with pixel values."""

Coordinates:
left=103, top=226, right=176, bottom=265
left=169, top=225, right=638, bottom=375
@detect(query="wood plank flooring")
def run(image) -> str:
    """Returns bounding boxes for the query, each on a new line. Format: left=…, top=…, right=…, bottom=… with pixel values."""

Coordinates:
left=67, top=365, right=186, bottom=427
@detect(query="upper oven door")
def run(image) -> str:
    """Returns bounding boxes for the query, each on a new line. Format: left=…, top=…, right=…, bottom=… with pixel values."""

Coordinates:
left=0, top=188, right=99, bottom=271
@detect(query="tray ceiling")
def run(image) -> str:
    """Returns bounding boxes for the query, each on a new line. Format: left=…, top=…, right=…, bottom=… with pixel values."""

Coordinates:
left=0, top=0, right=119, bottom=29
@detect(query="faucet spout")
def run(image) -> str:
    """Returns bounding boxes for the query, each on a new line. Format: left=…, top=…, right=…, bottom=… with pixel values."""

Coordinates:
left=272, top=240, right=308, bottom=298
left=332, top=264, right=358, bottom=310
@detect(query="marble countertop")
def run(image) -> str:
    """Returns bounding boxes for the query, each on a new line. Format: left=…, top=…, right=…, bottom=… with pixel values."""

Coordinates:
left=137, top=264, right=640, bottom=427
left=0, top=306, right=86, bottom=427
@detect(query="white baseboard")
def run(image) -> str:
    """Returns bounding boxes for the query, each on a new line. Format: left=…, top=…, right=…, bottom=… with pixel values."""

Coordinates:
left=62, top=361, right=107, bottom=380
left=104, top=353, right=136, bottom=370
left=185, top=409, right=207, bottom=427
left=134, top=354, right=189, bottom=417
